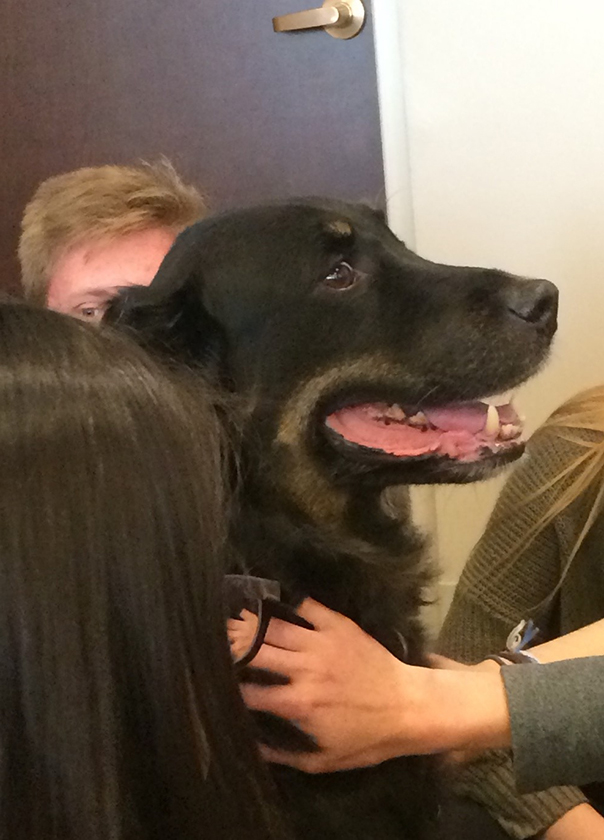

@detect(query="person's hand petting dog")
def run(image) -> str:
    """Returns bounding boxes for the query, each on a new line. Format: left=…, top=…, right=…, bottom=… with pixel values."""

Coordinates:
left=238, top=599, right=510, bottom=774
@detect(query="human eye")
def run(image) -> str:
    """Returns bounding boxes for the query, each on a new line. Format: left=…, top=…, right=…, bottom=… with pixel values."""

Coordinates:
left=75, top=303, right=107, bottom=323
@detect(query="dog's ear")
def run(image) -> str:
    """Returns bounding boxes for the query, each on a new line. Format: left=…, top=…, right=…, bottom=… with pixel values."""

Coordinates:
left=105, top=224, right=226, bottom=375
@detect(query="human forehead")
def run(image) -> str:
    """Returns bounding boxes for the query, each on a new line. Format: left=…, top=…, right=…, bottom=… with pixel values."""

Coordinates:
left=47, top=227, right=177, bottom=303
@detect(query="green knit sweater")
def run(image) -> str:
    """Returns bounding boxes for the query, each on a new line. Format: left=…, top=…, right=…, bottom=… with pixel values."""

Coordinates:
left=438, top=426, right=604, bottom=839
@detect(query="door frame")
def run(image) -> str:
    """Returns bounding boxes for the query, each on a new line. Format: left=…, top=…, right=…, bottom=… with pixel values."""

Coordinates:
left=372, top=7, right=443, bottom=628
left=372, top=1, right=414, bottom=244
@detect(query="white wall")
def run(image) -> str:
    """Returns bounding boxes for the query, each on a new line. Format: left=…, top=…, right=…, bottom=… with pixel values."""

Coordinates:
left=374, top=1, right=604, bottom=629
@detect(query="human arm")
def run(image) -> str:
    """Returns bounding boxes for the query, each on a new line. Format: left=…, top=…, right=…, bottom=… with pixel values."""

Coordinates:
left=433, top=619, right=604, bottom=784
left=502, top=656, right=604, bottom=792
left=529, top=617, right=604, bottom=662
left=433, top=634, right=604, bottom=840
left=240, top=599, right=604, bottom=839
left=544, top=805, right=604, bottom=840
left=240, top=599, right=604, bottom=774
left=438, top=611, right=604, bottom=839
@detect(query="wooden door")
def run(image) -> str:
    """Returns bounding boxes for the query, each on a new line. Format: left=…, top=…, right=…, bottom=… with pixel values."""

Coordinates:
left=1, top=0, right=384, bottom=289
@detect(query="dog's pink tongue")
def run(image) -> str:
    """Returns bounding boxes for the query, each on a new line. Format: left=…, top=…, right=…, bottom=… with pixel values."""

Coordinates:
left=422, top=404, right=487, bottom=434
left=326, top=406, right=442, bottom=456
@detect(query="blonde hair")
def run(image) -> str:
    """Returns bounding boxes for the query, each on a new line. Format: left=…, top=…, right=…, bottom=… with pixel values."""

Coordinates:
left=19, top=160, right=207, bottom=304
left=512, top=385, right=604, bottom=608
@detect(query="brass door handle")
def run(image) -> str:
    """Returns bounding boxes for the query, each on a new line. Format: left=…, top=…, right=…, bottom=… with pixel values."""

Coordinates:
left=273, top=0, right=365, bottom=40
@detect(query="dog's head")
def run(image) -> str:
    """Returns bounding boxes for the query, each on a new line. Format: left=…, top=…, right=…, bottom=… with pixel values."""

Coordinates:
left=107, top=199, right=557, bottom=516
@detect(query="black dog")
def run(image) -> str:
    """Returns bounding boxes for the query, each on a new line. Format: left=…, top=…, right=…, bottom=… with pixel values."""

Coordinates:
left=107, top=200, right=557, bottom=840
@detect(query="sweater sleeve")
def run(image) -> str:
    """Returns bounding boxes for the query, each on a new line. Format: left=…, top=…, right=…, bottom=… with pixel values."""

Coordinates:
left=437, top=431, right=589, bottom=838
left=502, top=657, right=604, bottom=792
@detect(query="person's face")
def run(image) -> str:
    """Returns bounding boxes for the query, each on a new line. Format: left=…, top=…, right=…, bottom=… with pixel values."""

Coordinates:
left=46, top=227, right=177, bottom=322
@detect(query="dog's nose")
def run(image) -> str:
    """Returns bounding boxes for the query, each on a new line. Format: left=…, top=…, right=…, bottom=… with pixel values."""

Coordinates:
left=505, top=278, right=558, bottom=329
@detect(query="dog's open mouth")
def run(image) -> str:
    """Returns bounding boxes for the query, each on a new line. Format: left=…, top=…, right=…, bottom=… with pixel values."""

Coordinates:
left=324, top=396, right=523, bottom=463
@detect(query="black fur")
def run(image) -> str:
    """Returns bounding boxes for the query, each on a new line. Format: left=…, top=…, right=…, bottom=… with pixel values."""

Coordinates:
left=107, top=199, right=557, bottom=839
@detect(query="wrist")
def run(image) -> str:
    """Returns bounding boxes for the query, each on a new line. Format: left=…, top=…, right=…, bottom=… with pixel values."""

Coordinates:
left=444, top=668, right=511, bottom=752
left=391, top=666, right=512, bottom=756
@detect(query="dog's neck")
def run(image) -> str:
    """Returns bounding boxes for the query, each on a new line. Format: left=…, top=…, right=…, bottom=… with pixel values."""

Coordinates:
left=231, top=470, right=431, bottom=660
left=245, top=439, right=399, bottom=547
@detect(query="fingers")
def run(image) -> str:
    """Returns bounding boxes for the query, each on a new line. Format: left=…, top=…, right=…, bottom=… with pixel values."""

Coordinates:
left=259, top=744, right=326, bottom=773
left=258, top=744, right=381, bottom=774
left=295, top=598, right=343, bottom=630
left=241, top=682, right=296, bottom=716
left=262, top=616, right=312, bottom=651
left=245, top=641, right=303, bottom=675
left=260, top=598, right=346, bottom=650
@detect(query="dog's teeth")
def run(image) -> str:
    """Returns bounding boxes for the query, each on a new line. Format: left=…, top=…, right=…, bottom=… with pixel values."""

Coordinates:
left=499, top=423, right=519, bottom=440
left=484, top=404, right=500, bottom=436
left=407, top=411, right=427, bottom=427
left=387, top=404, right=406, bottom=421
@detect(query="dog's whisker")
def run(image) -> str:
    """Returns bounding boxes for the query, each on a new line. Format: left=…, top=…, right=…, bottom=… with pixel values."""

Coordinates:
left=415, top=386, right=439, bottom=409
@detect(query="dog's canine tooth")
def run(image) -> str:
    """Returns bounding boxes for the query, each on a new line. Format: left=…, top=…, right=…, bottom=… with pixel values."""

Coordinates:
left=484, top=403, right=500, bottom=436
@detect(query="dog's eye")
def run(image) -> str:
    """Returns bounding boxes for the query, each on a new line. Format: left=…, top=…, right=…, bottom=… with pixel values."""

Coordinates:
left=323, top=262, right=358, bottom=290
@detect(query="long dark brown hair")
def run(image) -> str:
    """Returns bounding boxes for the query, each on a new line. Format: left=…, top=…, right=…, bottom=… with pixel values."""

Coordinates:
left=0, top=304, right=285, bottom=840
